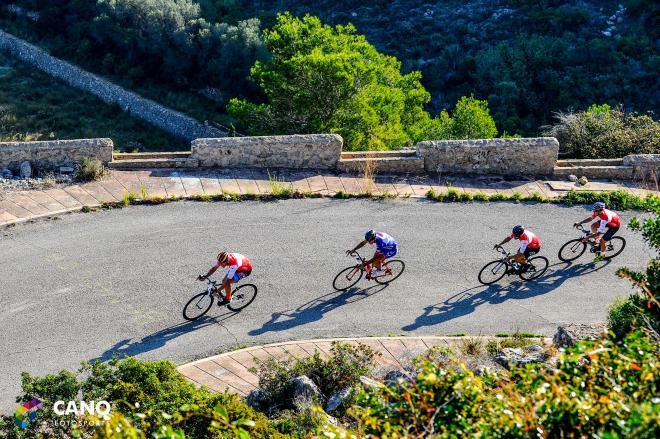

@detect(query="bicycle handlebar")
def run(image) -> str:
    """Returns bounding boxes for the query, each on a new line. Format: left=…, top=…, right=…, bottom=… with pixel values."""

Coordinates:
left=349, top=250, right=366, bottom=263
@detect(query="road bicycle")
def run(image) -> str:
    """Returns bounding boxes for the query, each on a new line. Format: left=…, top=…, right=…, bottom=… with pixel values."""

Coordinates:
left=558, top=224, right=626, bottom=262
left=183, top=278, right=257, bottom=321
left=478, top=247, right=549, bottom=285
left=333, top=251, right=405, bottom=291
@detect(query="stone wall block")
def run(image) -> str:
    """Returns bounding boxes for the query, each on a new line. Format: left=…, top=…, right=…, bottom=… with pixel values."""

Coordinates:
left=191, top=134, right=343, bottom=169
left=0, top=138, right=113, bottom=171
left=623, top=154, right=660, bottom=180
left=417, top=137, right=559, bottom=176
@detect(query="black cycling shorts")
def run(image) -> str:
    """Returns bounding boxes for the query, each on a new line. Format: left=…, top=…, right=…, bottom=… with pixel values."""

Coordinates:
left=602, top=227, right=619, bottom=242
left=523, top=247, right=540, bottom=258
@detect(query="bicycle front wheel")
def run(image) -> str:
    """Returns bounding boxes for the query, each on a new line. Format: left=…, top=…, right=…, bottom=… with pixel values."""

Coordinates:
left=374, top=260, right=406, bottom=285
left=333, top=266, right=364, bottom=290
left=603, top=237, right=626, bottom=259
left=519, top=256, right=549, bottom=281
left=478, top=260, right=508, bottom=285
left=228, top=284, right=258, bottom=311
left=558, top=238, right=586, bottom=262
left=183, top=292, right=214, bottom=321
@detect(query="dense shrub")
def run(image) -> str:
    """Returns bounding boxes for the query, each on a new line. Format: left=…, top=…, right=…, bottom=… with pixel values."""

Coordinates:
left=542, top=104, right=660, bottom=158
left=609, top=213, right=660, bottom=338
left=252, top=342, right=377, bottom=413
left=7, top=0, right=267, bottom=99
left=322, top=330, right=659, bottom=438
left=0, top=357, right=280, bottom=438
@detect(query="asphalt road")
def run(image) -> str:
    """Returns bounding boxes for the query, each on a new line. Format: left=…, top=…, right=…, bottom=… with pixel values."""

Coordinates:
left=0, top=199, right=651, bottom=413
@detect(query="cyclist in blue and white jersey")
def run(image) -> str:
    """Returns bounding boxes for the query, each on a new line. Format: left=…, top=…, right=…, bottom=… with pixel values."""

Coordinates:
left=346, top=230, right=398, bottom=277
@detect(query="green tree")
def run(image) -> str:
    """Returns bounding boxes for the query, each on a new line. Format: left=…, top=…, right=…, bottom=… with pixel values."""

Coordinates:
left=228, top=13, right=439, bottom=150
left=449, top=96, right=498, bottom=139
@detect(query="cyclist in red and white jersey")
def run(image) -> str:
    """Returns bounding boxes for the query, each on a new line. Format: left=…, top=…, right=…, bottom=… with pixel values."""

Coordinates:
left=574, top=202, right=621, bottom=255
left=198, top=252, right=252, bottom=306
left=494, top=225, right=541, bottom=270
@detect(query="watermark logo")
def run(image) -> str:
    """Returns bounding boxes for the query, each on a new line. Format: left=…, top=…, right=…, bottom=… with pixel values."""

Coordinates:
left=15, top=398, right=43, bottom=429
left=53, top=400, right=111, bottom=419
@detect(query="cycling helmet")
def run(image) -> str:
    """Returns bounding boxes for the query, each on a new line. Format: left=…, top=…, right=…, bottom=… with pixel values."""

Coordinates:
left=512, top=225, right=525, bottom=237
left=217, top=252, right=229, bottom=263
left=365, top=229, right=376, bottom=241
left=592, top=202, right=605, bottom=211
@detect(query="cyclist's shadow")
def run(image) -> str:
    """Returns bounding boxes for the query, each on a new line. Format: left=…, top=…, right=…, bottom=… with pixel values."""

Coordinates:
left=91, top=313, right=237, bottom=362
left=402, top=260, right=611, bottom=331
left=249, top=284, right=388, bottom=336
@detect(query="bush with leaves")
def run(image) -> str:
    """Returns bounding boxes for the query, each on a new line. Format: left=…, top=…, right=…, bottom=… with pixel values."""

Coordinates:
left=322, top=330, right=659, bottom=438
left=0, top=357, right=280, bottom=438
left=251, top=342, right=377, bottom=414
left=542, top=104, right=660, bottom=159
left=610, top=215, right=660, bottom=338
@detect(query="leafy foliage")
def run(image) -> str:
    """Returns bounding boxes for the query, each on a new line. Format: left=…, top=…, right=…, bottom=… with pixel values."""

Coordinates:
left=610, top=212, right=660, bottom=338
left=252, top=342, right=377, bottom=414
left=0, top=357, right=279, bottom=438
left=323, top=331, right=659, bottom=438
left=229, top=14, right=432, bottom=150
left=5, top=0, right=266, bottom=99
left=543, top=104, right=660, bottom=158
left=228, top=14, right=498, bottom=149
left=3, top=1, right=658, bottom=139
left=199, top=0, right=660, bottom=137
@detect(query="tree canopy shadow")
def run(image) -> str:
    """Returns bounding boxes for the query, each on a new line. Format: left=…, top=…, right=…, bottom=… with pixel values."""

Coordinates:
left=91, top=311, right=238, bottom=362
left=402, top=260, right=611, bottom=331
left=249, top=283, right=388, bottom=336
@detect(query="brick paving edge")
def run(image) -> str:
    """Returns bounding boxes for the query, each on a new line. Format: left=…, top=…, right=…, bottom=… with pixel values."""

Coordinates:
left=177, top=335, right=552, bottom=370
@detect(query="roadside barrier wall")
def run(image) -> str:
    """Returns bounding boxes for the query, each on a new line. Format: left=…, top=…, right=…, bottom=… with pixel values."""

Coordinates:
left=191, top=134, right=343, bottom=169
left=0, top=138, right=113, bottom=171
left=0, top=29, right=225, bottom=141
left=417, top=137, right=559, bottom=176
left=623, top=154, right=660, bottom=181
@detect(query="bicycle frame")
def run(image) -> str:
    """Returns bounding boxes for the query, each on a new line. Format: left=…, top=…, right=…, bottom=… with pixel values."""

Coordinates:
left=490, top=247, right=512, bottom=273
left=206, top=279, right=218, bottom=294
left=574, top=224, right=598, bottom=248
left=349, top=251, right=391, bottom=280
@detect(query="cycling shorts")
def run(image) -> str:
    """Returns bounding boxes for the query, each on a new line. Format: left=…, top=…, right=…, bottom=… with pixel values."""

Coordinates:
left=602, top=227, right=619, bottom=242
left=523, top=247, right=540, bottom=258
left=231, top=270, right=251, bottom=282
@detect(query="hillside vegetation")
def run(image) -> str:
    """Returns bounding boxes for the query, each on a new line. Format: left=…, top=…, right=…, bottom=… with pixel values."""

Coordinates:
left=0, top=0, right=658, bottom=152
left=0, top=52, right=186, bottom=151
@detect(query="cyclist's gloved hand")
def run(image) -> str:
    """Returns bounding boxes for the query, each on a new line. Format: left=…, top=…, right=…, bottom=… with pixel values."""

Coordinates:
left=493, top=244, right=499, bottom=250
left=345, top=250, right=354, bottom=256
left=197, top=275, right=206, bottom=281
left=573, top=223, right=579, bottom=228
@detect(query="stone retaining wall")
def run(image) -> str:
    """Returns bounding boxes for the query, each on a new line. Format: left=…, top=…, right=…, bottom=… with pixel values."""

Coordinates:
left=0, top=138, right=113, bottom=171
left=191, top=134, right=343, bottom=169
left=0, top=29, right=225, bottom=141
left=623, top=154, right=660, bottom=181
left=417, top=137, right=559, bottom=176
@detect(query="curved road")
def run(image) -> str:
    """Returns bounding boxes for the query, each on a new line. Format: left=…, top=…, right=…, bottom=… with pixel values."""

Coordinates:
left=0, top=199, right=650, bottom=412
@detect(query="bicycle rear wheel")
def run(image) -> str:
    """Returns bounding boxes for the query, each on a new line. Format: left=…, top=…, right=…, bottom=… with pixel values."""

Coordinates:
left=333, top=266, right=363, bottom=290
left=558, top=238, right=586, bottom=262
left=228, top=284, right=258, bottom=311
left=478, top=260, right=508, bottom=285
left=519, top=256, right=549, bottom=281
left=374, top=260, right=406, bottom=284
left=183, top=292, right=214, bottom=321
left=603, top=237, right=626, bottom=259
